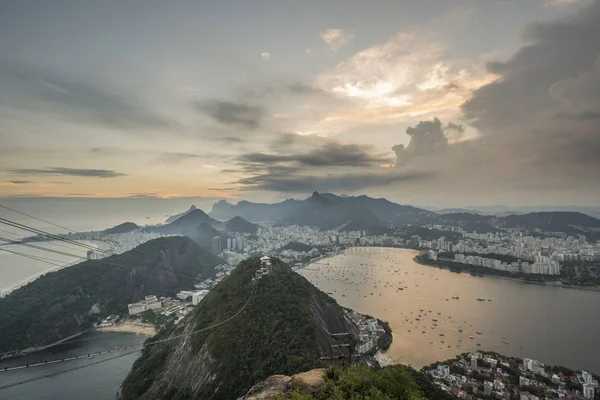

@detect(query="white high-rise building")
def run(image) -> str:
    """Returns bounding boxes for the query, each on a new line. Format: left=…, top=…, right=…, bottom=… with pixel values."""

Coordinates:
left=227, top=238, right=232, bottom=250
left=582, top=371, right=593, bottom=385
left=583, top=384, right=595, bottom=399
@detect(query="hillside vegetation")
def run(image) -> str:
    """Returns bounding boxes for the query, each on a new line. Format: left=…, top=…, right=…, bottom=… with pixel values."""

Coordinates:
left=243, top=364, right=453, bottom=400
left=0, top=236, right=221, bottom=353
left=120, top=257, right=356, bottom=400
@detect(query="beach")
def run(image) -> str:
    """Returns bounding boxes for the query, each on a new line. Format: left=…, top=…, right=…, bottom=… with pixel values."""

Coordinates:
left=97, top=321, right=156, bottom=336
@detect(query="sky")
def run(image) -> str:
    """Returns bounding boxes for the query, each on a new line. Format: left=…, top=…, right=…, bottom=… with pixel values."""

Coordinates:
left=1, top=0, right=599, bottom=207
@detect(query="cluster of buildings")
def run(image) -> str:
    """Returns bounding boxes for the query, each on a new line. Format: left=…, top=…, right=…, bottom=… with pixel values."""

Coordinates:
left=345, top=309, right=387, bottom=355
left=126, top=263, right=235, bottom=324
left=427, top=352, right=599, bottom=400
left=127, top=295, right=162, bottom=315
left=418, top=228, right=600, bottom=276
left=428, top=252, right=561, bottom=276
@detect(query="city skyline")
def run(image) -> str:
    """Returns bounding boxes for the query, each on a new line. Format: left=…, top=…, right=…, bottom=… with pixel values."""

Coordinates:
left=1, top=0, right=600, bottom=207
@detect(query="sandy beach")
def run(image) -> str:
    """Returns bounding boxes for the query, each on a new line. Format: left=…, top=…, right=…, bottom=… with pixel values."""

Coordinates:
left=97, top=321, right=156, bottom=336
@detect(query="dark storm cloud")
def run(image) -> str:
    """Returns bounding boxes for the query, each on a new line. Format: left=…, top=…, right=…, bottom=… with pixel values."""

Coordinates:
left=195, top=100, right=265, bottom=130
left=235, top=168, right=435, bottom=193
left=232, top=140, right=415, bottom=192
left=445, top=122, right=464, bottom=133
left=238, top=142, right=392, bottom=168
left=9, top=167, right=126, bottom=178
left=0, top=60, right=174, bottom=130
left=393, top=118, right=449, bottom=166
left=460, top=0, right=600, bottom=169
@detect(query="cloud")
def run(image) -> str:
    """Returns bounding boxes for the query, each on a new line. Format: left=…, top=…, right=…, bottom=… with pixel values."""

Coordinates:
left=235, top=168, right=435, bottom=193
left=445, top=122, right=464, bottom=133
left=90, top=147, right=218, bottom=165
left=0, top=60, right=174, bottom=130
left=9, top=167, right=126, bottom=178
left=393, top=118, right=449, bottom=166
left=320, top=29, right=353, bottom=51
left=261, top=52, right=271, bottom=60
left=7, top=180, right=32, bottom=184
left=238, top=142, right=392, bottom=169
left=460, top=0, right=600, bottom=174
left=315, top=32, right=495, bottom=132
left=195, top=100, right=265, bottom=130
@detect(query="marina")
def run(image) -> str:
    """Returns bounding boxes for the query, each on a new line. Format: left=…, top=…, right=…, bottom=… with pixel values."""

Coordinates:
left=299, top=247, right=600, bottom=372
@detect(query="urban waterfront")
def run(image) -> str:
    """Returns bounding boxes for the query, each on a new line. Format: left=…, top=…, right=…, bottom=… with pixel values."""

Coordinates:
left=0, top=332, right=146, bottom=400
left=299, top=247, right=600, bottom=374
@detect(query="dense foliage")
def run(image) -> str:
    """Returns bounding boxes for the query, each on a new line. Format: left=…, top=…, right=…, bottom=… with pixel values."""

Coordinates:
left=0, top=237, right=220, bottom=353
left=271, top=364, right=453, bottom=400
left=121, top=257, right=351, bottom=400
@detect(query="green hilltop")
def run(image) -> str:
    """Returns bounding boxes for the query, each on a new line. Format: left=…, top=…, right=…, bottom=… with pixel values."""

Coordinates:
left=0, top=236, right=221, bottom=353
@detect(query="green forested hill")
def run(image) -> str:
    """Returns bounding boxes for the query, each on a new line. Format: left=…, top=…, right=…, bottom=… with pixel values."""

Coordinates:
left=120, top=257, right=356, bottom=400
left=0, top=236, right=221, bottom=353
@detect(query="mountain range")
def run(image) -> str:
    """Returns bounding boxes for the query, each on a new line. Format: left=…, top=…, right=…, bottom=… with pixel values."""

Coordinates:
left=135, top=193, right=600, bottom=250
left=209, top=192, right=435, bottom=233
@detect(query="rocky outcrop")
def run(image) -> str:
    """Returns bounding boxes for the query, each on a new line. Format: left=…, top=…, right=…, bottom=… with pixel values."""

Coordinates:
left=241, top=369, right=326, bottom=400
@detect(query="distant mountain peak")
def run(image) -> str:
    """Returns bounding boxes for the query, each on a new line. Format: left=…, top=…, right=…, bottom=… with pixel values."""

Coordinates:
left=165, top=204, right=198, bottom=223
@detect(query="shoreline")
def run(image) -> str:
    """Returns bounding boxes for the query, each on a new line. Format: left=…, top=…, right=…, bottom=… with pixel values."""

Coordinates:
left=1, top=239, right=109, bottom=297
left=96, top=321, right=156, bottom=336
left=413, top=254, right=600, bottom=292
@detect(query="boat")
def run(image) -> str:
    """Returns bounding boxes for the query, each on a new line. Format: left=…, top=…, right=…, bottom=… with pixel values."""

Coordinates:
left=476, top=298, right=486, bottom=301
left=439, top=333, right=445, bottom=336
left=458, top=329, right=463, bottom=333
left=476, top=343, right=481, bottom=347
left=458, top=339, right=463, bottom=342
left=476, top=331, right=482, bottom=334
left=469, top=336, right=474, bottom=339
left=502, top=336, right=506, bottom=338
left=429, top=341, right=433, bottom=344
left=432, top=318, right=438, bottom=322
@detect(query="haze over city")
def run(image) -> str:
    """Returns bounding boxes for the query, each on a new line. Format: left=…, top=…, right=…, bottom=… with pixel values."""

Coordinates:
left=1, top=0, right=599, bottom=207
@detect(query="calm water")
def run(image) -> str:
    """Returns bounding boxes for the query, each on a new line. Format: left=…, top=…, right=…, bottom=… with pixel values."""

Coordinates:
left=299, top=247, right=600, bottom=373
left=0, top=332, right=146, bottom=400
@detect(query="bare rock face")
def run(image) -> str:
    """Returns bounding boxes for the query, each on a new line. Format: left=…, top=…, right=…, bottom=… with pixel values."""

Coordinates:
left=243, top=375, right=293, bottom=400
left=242, top=369, right=326, bottom=400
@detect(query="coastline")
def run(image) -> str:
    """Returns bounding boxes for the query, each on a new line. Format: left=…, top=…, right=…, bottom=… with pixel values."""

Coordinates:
left=97, top=321, right=156, bottom=336
left=1, top=239, right=109, bottom=297
left=413, top=254, right=600, bottom=292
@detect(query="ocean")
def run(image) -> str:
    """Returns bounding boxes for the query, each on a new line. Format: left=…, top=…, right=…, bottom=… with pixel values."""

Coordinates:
left=0, top=196, right=217, bottom=293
